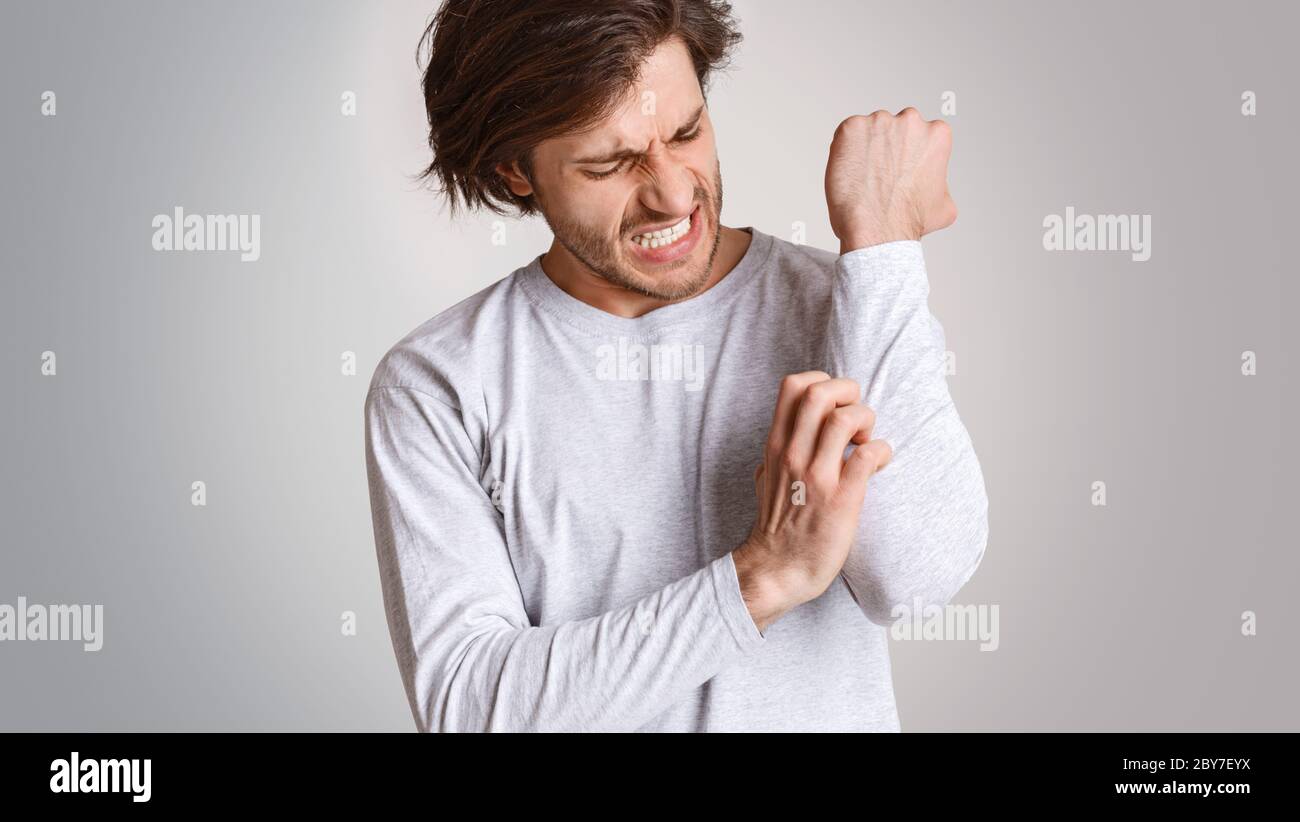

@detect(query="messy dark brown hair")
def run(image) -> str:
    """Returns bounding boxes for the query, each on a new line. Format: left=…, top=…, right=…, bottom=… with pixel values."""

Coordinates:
left=417, top=0, right=742, bottom=217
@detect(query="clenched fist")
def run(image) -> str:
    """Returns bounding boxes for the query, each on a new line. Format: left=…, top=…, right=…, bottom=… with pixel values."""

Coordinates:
left=732, top=372, right=893, bottom=632
left=825, top=107, right=957, bottom=254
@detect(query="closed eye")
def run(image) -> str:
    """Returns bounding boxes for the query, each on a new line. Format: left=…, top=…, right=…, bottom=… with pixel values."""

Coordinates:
left=584, top=160, right=628, bottom=180
left=582, top=126, right=702, bottom=180
left=673, top=127, right=702, bottom=144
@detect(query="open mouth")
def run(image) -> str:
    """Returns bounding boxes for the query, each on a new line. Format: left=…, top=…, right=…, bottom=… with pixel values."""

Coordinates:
left=626, top=205, right=702, bottom=264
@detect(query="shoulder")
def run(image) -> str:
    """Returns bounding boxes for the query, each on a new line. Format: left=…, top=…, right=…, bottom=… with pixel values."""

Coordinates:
left=751, top=228, right=840, bottom=291
left=367, top=265, right=530, bottom=413
left=768, top=231, right=840, bottom=275
left=746, top=229, right=842, bottom=317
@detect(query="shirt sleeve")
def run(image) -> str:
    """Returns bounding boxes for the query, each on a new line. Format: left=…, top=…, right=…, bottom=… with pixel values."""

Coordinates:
left=824, top=240, right=990, bottom=626
left=363, top=385, right=766, bottom=732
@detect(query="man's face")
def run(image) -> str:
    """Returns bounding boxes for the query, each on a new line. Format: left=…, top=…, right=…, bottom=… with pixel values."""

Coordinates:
left=519, top=36, right=724, bottom=302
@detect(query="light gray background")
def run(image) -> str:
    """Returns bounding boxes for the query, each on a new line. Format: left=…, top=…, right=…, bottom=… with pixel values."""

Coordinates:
left=2, top=0, right=1295, bottom=731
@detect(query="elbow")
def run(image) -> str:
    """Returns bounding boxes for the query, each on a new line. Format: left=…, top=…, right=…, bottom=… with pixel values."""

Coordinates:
left=413, top=632, right=546, bottom=733
left=856, top=491, right=990, bottom=628
left=412, top=643, right=498, bottom=734
left=850, top=423, right=991, bottom=628
left=411, top=674, right=490, bottom=734
left=385, top=622, right=488, bottom=733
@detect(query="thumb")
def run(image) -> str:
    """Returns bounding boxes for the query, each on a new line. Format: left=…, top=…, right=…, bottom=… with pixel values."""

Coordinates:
left=842, top=440, right=892, bottom=489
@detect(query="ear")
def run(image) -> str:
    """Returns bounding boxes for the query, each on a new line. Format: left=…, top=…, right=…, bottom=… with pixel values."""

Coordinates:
left=494, top=160, right=534, bottom=198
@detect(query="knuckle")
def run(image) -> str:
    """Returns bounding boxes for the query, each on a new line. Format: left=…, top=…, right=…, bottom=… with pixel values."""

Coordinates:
left=862, top=110, right=890, bottom=129
left=831, top=405, right=859, bottom=426
left=804, top=381, right=833, bottom=406
left=782, top=370, right=827, bottom=396
left=812, top=470, right=838, bottom=494
left=780, top=450, right=805, bottom=475
left=764, top=434, right=783, bottom=460
left=779, top=373, right=802, bottom=395
left=836, top=115, right=868, bottom=135
left=829, top=406, right=857, bottom=432
left=779, top=374, right=808, bottom=400
left=823, top=411, right=851, bottom=437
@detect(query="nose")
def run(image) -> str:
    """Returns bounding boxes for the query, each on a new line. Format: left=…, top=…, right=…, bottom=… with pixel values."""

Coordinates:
left=635, top=146, right=696, bottom=219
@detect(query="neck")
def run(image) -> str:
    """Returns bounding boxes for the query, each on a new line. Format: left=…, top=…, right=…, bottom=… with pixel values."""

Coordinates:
left=540, top=225, right=752, bottom=318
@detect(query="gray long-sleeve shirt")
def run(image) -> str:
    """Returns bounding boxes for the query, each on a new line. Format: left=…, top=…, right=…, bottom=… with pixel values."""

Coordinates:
left=364, top=229, right=989, bottom=732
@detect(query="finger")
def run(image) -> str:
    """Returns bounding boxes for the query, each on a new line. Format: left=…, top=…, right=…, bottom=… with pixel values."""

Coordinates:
left=927, top=122, right=955, bottom=233
left=940, top=193, right=958, bottom=229
left=928, top=119, right=953, bottom=176
left=873, top=439, right=893, bottom=471
left=766, top=371, right=830, bottom=473
left=765, top=372, right=832, bottom=524
left=925, top=192, right=958, bottom=235
left=930, top=118, right=952, bottom=145
left=788, top=378, right=861, bottom=470
left=811, top=403, right=875, bottom=480
left=848, top=404, right=877, bottom=446
left=841, top=439, right=893, bottom=492
left=764, top=371, right=826, bottom=515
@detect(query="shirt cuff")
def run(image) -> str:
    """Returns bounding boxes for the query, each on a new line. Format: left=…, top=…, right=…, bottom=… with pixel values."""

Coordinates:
left=837, top=239, right=925, bottom=274
left=709, top=552, right=767, bottom=652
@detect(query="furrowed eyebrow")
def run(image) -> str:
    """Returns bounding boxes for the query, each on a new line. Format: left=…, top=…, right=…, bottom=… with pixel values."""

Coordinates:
left=572, top=104, right=706, bottom=165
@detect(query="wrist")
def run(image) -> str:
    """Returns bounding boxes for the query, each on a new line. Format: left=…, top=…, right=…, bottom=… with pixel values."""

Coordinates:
left=732, top=538, right=804, bottom=633
left=835, top=215, right=922, bottom=254
left=838, top=232, right=920, bottom=255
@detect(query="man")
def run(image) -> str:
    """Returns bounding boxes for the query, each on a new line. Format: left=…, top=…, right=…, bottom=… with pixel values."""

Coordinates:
left=364, top=0, right=988, bottom=732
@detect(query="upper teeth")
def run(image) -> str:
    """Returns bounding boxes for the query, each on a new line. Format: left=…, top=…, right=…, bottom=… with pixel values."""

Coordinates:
left=632, top=214, right=691, bottom=248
